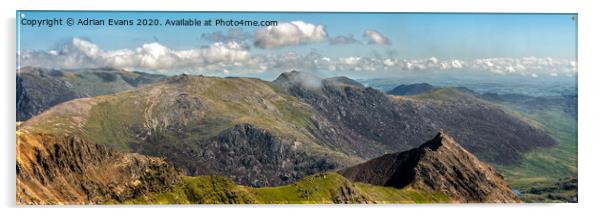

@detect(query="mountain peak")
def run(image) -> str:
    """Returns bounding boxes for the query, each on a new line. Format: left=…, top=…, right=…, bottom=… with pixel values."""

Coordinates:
left=417, top=131, right=456, bottom=151
left=273, top=70, right=325, bottom=90
left=338, top=132, right=520, bottom=203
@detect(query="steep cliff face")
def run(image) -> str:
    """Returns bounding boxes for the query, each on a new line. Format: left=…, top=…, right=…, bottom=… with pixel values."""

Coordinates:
left=16, top=131, right=181, bottom=204
left=338, top=132, right=520, bottom=203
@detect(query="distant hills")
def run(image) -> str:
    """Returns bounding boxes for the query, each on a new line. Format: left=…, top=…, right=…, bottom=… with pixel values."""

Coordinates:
left=387, top=83, right=435, bottom=96
left=17, top=67, right=165, bottom=121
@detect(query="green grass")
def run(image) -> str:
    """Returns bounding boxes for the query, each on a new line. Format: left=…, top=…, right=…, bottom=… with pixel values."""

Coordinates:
left=496, top=109, right=577, bottom=189
left=118, top=173, right=449, bottom=204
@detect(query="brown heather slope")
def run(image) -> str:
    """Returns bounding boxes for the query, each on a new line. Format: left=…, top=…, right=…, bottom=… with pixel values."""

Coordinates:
left=16, top=130, right=181, bottom=204
left=338, top=132, right=520, bottom=203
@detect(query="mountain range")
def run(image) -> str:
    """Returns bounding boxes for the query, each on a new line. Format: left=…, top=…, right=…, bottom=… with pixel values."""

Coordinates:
left=16, top=68, right=566, bottom=204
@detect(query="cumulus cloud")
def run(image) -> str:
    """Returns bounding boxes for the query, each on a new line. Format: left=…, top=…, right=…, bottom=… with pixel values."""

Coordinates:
left=254, top=21, right=328, bottom=48
left=329, top=35, right=359, bottom=45
left=19, top=38, right=577, bottom=78
left=19, top=38, right=255, bottom=73
left=363, top=30, right=390, bottom=45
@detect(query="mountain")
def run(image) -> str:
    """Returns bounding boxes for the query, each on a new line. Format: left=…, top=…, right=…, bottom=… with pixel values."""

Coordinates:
left=19, top=74, right=363, bottom=187
left=16, top=129, right=450, bottom=204
left=17, top=67, right=165, bottom=121
left=387, top=83, right=435, bottom=96
left=338, top=132, right=520, bottom=203
left=16, top=131, right=181, bottom=204
left=19, top=70, right=555, bottom=189
left=16, top=130, right=451, bottom=204
left=274, top=71, right=556, bottom=165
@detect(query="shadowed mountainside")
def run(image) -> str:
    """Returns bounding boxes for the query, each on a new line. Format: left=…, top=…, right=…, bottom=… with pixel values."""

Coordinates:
left=274, top=71, right=556, bottom=165
left=17, top=67, right=165, bottom=121
left=338, top=132, right=520, bottom=203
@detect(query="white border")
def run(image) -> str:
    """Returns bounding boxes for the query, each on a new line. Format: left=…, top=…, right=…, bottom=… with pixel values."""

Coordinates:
left=2, top=1, right=601, bottom=216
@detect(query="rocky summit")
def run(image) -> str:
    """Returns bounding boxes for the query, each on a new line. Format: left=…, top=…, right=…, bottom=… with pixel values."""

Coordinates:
left=338, top=132, right=520, bottom=203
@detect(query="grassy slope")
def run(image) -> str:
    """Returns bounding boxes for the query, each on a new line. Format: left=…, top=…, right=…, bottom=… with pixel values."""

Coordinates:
left=412, top=88, right=577, bottom=185
left=496, top=109, right=577, bottom=188
left=491, top=102, right=577, bottom=202
left=411, top=88, right=577, bottom=202
left=116, top=173, right=449, bottom=204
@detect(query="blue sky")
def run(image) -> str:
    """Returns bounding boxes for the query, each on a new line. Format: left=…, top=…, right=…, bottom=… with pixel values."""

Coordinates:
left=17, top=11, right=577, bottom=78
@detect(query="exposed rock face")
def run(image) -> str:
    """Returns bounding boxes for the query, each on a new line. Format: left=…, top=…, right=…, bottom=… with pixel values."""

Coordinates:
left=274, top=71, right=555, bottom=165
left=16, top=131, right=181, bottom=204
left=142, top=124, right=337, bottom=187
left=338, top=132, right=520, bottom=203
left=387, top=83, right=435, bottom=96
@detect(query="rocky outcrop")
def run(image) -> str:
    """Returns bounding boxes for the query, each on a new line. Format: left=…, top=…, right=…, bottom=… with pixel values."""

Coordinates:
left=141, top=124, right=337, bottom=187
left=16, top=131, right=181, bottom=204
left=338, top=132, right=520, bottom=203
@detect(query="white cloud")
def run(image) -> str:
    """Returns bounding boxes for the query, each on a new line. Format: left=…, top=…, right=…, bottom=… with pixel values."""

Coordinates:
left=20, top=38, right=254, bottom=73
left=19, top=38, right=577, bottom=78
left=254, top=21, right=328, bottom=48
left=468, top=57, right=577, bottom=76
left=363, top=30, right=390, bottom=45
